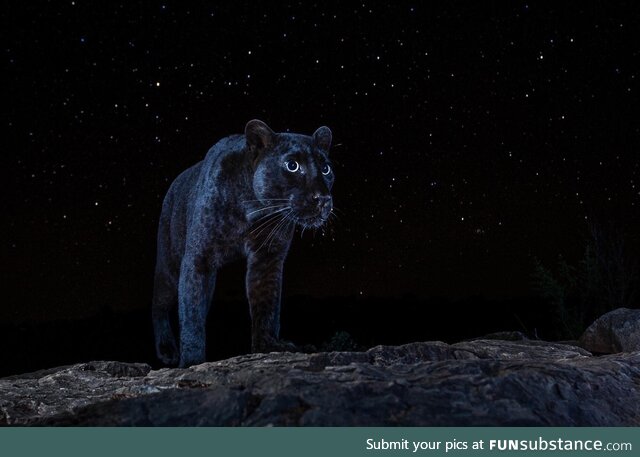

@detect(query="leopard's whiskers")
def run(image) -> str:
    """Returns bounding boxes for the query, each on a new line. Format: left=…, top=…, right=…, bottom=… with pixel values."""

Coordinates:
left=252, top=215, right=283, bottom=240
left=266, top=215, right=290, bottom=251
left=257, top=210, right=292, bottom=252
left=250, top=207, right=291, bottom=235
left=242, top=198, right=290, bottom=204
left=246, top=204, right=289, bottom=217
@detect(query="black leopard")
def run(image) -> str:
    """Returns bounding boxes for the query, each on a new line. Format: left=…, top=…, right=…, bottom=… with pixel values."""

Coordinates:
left=152, top=120, right=334, bottom=367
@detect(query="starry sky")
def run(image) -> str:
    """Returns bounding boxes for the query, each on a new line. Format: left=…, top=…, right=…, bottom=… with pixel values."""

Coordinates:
left=4, top=1, right=640, bottom=323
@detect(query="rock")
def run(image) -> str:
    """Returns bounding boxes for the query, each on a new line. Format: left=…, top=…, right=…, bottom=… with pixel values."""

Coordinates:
left=579, top=307, right=640, bottom=354
left=1, top=340, right=639, bottom=426
left=0, top=361, right=153, bottom=425
left=451, top=339, right=591, bottom=360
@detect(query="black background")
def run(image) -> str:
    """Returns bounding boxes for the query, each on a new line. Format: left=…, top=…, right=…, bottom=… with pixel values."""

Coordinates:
left=3, top=1, right=639, bottom=376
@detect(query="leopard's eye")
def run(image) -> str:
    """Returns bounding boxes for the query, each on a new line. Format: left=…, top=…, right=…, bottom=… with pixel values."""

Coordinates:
left=285, top=160, right=299, bottom=172
left=321, top=164, right=331, bottom=175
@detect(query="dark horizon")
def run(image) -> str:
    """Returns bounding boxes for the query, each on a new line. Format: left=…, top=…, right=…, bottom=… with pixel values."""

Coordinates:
left=0, top=292, right=556, bottom=377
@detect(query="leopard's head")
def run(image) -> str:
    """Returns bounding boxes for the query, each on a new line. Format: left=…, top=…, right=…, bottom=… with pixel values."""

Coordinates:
left=246, top=119, right=334, bottom=229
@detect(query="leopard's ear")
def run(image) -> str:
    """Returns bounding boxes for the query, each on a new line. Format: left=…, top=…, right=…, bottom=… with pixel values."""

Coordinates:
left=245, top=119, right=276, bottom=151
left=313, top=126, right=332, bottom=153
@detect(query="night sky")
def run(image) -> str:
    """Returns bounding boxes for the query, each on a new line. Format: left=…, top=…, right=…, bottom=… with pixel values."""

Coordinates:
left=4, top=1, right=640, bottom=326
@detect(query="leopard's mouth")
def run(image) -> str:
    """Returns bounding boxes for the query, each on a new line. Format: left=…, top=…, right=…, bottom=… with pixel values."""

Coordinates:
left=294, top=213, right=327, bottom=229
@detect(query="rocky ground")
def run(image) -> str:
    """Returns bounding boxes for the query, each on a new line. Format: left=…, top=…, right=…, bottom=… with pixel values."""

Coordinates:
left=1, top=308, right=639, bottom=426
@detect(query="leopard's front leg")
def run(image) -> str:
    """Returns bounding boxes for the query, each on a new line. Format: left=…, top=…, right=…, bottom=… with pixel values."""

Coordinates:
left=245, top=250, right=297, bottom=352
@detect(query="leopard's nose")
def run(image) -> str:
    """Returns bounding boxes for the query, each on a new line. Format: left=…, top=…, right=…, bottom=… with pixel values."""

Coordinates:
left=311, top=192, right=331, bottom=206
left=311, top=193, right=332, bottom=211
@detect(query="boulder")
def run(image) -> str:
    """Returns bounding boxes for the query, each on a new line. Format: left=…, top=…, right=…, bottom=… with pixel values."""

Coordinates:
left=579, top=307, right=640, bottom=354
left=1, top=340, right=639, bottom=426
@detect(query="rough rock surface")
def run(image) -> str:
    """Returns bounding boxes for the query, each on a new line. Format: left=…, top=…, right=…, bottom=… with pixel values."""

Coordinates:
left=579, top=307, right=640, bottom=354
left=2, top=339, right=639, bottom=426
